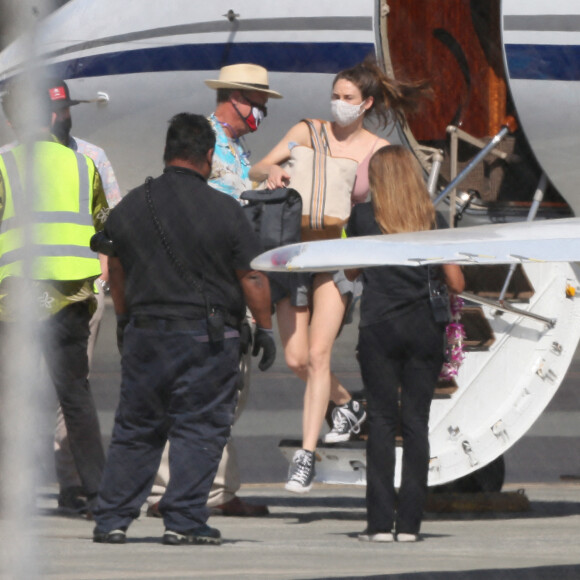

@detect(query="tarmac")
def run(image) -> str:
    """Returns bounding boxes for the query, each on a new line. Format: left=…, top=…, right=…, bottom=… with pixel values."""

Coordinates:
left=2, top=304, right=580, bottom=579
left=2, top=480, right=580, bottom=579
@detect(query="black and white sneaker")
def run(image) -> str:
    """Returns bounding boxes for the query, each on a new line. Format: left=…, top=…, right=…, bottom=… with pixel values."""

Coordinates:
left=162, top=524, right=221, bottom=546
left=323, top=400, right=366, bottom=443
left=93, top=526, right=127, bottom=544
left=285, top=449, right=315, bottom=493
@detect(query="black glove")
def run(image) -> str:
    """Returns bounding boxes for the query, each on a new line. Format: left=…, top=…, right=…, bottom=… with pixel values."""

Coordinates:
left=251, top=327, right=276, bottom=371
left=116, top=314, right=130, bottom=356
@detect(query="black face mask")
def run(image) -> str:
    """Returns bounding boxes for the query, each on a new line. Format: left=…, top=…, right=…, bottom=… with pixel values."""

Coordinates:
left=52, top=116, right=72, bottom=144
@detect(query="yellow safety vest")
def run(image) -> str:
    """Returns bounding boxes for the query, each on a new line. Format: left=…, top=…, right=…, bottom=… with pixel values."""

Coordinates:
left=0, top=141, right=101, bottom=282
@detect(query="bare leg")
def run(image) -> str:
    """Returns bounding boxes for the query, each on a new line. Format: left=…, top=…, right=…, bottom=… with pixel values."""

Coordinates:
left=302, top=273, right=350, bottom=451
left=330, top=373, right=352, bottom=406
left=276, top=297, right=310, bottom=381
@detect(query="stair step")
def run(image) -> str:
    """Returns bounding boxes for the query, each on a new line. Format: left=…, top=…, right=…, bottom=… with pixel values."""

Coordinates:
left=461, top=306, right=495, bottom=350
left=462, top=264, right=534, bottom=301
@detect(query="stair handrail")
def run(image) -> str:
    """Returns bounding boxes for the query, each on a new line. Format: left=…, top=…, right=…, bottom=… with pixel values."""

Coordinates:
left=460, top=291, right=556, bottom=329
left=434, top=117, right=518, bottom=226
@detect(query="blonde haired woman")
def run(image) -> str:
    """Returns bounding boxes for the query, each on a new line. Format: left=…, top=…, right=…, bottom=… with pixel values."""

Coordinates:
left=347, top=145, right=464, bottom=542
left=250, top=60, right=431, bottom=493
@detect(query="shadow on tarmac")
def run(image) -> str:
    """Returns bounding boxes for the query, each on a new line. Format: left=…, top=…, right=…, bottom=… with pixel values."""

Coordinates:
left=312, top=564, right=580, bottom=580
left=37, top=490, right=580, bottom=525
left=240, top=494, right=580, bottom=522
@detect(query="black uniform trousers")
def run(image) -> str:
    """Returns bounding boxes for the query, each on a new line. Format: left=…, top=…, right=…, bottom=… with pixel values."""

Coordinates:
left=0, top=300, right=105, bottom=497
left=94, top=318, right=240, bottom=534
left=358, top=300, right=445, bottom=535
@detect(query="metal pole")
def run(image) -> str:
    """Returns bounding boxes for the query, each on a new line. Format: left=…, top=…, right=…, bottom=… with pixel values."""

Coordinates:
left=0, top=2, right=59, bottom=578
left=427, top=150, right=444, bottom=198
left=497, top=172, right=549, bottom=303
left=449, top=127, right=458, bottom=227
left=434, top=117, right=518, bottom=208
left=461, top=291, right=556, bottom=328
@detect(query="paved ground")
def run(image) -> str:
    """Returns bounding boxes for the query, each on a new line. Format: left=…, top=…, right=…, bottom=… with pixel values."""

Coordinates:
left=1, top=481, right=580, bottom=579
left=2, top=301, right=580, bottom=579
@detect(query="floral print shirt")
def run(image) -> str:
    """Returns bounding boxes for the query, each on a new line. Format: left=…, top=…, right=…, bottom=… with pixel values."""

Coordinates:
left=207, top=113, right=252, bottom=201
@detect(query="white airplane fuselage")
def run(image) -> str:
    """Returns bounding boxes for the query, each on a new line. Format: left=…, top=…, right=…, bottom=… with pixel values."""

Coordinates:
left=2, top=0, right=580, bottom=488
left=0, top=0, right=382, bottom=194
left=502, top=0, right=580, bottom=217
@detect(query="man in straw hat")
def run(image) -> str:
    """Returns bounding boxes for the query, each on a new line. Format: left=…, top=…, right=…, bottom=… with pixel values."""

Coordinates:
left=145, top=64, right=282, bottom=518
left=206, top=63, right=282, bottom=200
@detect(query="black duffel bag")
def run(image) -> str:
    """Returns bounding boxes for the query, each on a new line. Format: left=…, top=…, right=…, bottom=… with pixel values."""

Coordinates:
left=240, top=187, right=302, bottom=251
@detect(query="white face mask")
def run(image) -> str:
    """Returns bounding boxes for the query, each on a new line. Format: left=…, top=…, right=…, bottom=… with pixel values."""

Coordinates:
left=330, top=99, right=366, bottom=127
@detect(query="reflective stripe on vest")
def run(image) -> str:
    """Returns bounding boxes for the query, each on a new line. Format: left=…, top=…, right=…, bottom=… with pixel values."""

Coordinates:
left=0, top=142, right=101, bottom=281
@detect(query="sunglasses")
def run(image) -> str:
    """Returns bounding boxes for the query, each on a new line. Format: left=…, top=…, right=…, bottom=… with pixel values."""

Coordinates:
left=241, top=93, right=268, bottom=117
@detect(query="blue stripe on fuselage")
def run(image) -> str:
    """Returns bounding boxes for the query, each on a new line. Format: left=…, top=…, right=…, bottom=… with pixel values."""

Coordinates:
left=505, top=44, right=580, bottom=81
left=51, top=42, right=375, bottom=80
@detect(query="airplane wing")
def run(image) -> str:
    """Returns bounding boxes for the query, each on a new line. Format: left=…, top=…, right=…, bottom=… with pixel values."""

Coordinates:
left=251, top=217, right=580, bottom=271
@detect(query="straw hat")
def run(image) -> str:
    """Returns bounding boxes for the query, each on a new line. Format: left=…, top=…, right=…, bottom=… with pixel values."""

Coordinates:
left=205, top=63, right=283, bottom=98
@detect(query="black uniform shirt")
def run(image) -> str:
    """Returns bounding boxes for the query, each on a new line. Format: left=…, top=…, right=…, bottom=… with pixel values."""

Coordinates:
left=104, top=166, right=261, bottom=321
left=346, top=202, right=431, bottom=327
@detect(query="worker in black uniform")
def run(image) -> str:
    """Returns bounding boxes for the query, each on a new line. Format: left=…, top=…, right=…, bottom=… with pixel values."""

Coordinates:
left=92, top=113, right=275, bottom=545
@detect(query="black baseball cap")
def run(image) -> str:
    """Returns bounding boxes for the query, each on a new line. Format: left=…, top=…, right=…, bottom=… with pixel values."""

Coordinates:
left=43, top=78, right=80, bottom=110
left=1, top=76, right=81, bottom=127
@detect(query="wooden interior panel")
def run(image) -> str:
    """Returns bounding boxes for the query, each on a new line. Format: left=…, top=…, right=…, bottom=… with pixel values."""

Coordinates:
left=385, top=0, right=506, bottom=141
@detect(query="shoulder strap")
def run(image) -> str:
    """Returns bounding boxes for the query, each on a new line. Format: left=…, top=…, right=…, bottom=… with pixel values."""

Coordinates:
left=318, top=122, right=333, bottom=155
left=302, top=119, right=331, bottom=154
left=144, top=176, right=209, bottom=310
left=300, top=119, right=327, bottom=230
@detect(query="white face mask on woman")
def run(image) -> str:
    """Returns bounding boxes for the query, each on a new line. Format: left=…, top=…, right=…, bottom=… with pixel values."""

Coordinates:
left=330, top=99, right=366, bottom=127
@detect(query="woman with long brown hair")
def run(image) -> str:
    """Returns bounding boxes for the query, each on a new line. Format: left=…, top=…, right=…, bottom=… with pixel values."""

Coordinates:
left=250, top=59, right=431, bottom=493
left=347, top=145, right=464, bottom=542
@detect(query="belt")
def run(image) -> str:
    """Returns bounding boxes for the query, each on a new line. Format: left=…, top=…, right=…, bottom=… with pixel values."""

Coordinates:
left=133, top=313, right=240, bottom=331
left=133, top=317, right=204, bottom=331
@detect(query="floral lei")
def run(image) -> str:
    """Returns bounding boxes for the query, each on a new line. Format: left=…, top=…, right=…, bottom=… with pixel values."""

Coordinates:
left=439, top=294, right=466, bottom=381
